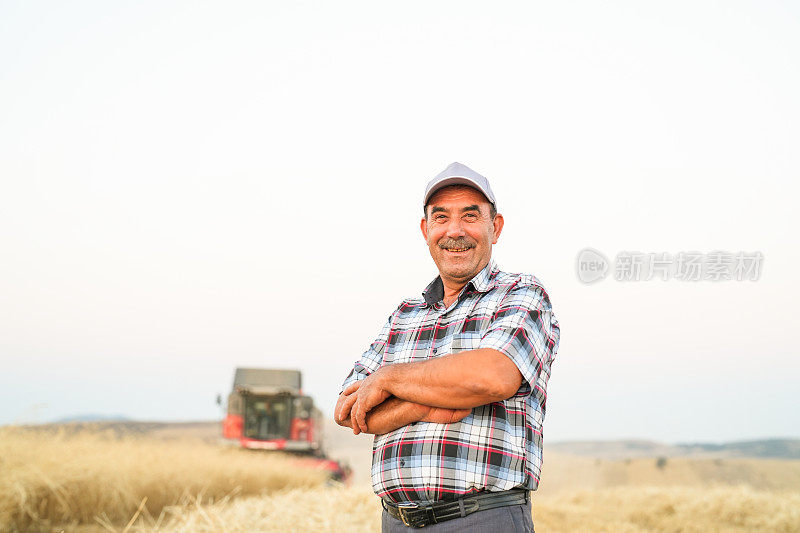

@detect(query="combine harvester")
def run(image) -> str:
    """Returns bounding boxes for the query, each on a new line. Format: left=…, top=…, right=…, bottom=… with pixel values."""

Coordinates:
left=221, top=367, right=349, bottom=482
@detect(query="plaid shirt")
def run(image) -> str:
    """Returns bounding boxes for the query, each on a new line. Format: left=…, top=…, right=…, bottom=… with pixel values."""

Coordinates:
left=341, top=260, right=561, bottom=504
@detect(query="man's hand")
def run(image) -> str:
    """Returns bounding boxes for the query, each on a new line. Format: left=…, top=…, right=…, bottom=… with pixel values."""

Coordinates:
left=336, top=380, right=391, bottom=435
left=339, top=371, right=391, bottom=434
left=349, top=371, right=391, bottom=433
left=335, top=381, right=359, bottom=426
left=335, top=381, right=364, bottom=434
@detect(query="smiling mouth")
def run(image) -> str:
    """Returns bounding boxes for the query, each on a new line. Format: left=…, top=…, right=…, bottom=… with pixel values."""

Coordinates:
left=439, top=238, right=475, bottom=253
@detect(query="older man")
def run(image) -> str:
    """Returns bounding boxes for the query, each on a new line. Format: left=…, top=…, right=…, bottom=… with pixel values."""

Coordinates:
left=335, top=162, right=561, bottom=532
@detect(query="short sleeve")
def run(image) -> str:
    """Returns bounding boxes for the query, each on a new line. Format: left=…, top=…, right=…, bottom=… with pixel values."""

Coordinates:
left=479, top=283, right=561, bottom=396
left=339, top=307, right=398, bottom=393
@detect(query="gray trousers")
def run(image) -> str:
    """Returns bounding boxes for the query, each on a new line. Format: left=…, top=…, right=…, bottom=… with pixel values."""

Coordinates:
left=381, top=501, right=534, bottom=533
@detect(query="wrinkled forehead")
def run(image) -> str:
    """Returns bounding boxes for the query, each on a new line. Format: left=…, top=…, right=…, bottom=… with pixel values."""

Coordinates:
left=425, top=184, right=492, bottom=212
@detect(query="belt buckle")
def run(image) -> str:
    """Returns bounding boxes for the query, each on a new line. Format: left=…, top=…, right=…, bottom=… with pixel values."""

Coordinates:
left=397, top=502, right=419, bottom=527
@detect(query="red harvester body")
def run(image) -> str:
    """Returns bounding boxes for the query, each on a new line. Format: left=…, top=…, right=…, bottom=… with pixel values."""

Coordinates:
left=222, top=367, right=348, bottom=481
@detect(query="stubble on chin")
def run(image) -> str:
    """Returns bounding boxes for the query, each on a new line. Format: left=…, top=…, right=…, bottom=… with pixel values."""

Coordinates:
left=430, top=245, right=480, bottom=282
left=438, top=260, right=477, bottom=282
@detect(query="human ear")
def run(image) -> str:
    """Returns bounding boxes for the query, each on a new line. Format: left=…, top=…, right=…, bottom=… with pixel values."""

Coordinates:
left=491, top=214, right=504, bottom=244
left=420, top=217, right=428, bottom=241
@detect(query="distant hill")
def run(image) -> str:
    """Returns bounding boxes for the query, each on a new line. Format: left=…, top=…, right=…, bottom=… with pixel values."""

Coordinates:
left=676, top=438, right=800, bottom=459
left=547, top=438, right=800, bottom=460
left=53, top=414, right=132, bottom=423
left=15, top=420, right=222, bottom=442
left=547, top=440, right=676, bottom=460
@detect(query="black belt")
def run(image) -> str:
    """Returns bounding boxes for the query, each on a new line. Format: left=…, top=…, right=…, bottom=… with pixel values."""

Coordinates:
left=381, top=488, right=529, bottom=528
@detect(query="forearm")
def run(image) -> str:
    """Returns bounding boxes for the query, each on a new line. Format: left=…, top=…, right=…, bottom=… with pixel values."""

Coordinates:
left=336, top=395, right=470, bottom=435
left=359, top=397, right=430, bottom=435
left=380, top=348, right=522, bottom=409
left=337, top=396, right=429, bottom=434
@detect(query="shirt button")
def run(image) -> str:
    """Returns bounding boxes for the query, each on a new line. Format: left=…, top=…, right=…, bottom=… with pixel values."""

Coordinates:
left=433, top=348, right=438, bottom=354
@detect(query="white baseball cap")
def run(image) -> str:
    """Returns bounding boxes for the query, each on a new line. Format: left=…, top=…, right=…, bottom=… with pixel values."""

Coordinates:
left=423, top=162, right=497, bottom=210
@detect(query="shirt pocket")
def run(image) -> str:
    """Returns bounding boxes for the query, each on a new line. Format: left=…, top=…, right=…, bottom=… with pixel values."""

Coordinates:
left=450, top=315, right=492, bottom=353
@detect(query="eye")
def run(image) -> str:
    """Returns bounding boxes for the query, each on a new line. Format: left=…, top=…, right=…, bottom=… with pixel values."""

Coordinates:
left=464, top=213, right=478, bottom=220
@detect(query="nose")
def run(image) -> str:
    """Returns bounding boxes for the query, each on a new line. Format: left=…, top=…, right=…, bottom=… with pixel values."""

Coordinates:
left=444, top=216, right=466, bottom=238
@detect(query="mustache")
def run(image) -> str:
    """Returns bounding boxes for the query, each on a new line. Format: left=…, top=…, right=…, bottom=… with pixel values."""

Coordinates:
left=438, top=237, right=475, bottom=249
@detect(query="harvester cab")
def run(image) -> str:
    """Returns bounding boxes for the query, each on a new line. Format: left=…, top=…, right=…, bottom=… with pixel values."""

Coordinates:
left=222, top=368, right=322, bottom=453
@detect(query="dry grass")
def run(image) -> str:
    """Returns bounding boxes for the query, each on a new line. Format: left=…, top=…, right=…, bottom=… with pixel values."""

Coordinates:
left=158, top=484, right=800, bottom=533
left=3, top=425, right=800, bottom=532
left=160, top=486, right=380, bottom=532
left=536, top=452, right=800, bottom=495
left=534, top=485, right=800, bottom=533
left=0, top=426, right=327, bottom=532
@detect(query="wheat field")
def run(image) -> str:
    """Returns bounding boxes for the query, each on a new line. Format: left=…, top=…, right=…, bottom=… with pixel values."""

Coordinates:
left=0, top=426, right=327, bottom=532
left=1, top=425, right=799, bottom=532
left=159, top=484, right=800, bottom=533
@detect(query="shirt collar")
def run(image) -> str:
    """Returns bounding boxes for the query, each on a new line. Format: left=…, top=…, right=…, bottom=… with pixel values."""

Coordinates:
left=422, top=259, right=498, bottom=307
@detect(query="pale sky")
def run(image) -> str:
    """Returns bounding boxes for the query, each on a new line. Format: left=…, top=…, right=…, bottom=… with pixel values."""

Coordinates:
left=1, top=1, right=798, bottom=443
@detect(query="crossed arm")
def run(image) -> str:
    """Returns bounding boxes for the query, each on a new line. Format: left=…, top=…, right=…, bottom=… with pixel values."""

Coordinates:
left=334, top=348, right=523, bottom=435
left=334, top=393, right=471, bottom=435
